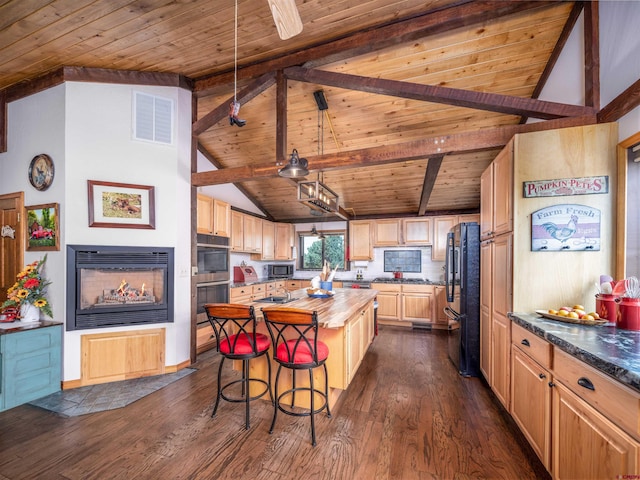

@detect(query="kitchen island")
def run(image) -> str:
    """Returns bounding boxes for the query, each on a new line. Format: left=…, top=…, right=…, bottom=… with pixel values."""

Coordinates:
left=237, top=288, right=378, bottom=410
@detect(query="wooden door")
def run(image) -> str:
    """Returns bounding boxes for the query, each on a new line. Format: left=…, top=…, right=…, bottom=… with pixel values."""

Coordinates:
left=196, top=194, right=213, bottom=235
left=432, top=216, right=456, bottom=261
left=553, top=381, right=640, bottom=479
left=480, top=239, right=492, bottom=380
left=479, top=164, right=494, bottom=240
left=374, top=219, right=400, bottom=246
left=212, top=198, right=230, bottom=237
left=0, top=192, right=24, bottom=305
left=511, top=345, right=552, bottom=470
left=349, top=221, right=372, bottom=260
left=493, top=141, right=513, bottom=236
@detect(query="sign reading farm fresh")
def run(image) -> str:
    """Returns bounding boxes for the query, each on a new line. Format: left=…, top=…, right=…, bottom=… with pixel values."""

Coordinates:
left=523, top=175, right=608, bottom=198
left=531, top=204, right=601, bottom=252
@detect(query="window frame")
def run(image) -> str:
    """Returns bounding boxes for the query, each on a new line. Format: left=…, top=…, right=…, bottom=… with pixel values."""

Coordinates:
left=297, top=228, right=346, bottom=272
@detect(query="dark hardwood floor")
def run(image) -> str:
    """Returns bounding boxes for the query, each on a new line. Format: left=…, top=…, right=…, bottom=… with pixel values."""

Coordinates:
left=0, top=326, right=548, bottom=479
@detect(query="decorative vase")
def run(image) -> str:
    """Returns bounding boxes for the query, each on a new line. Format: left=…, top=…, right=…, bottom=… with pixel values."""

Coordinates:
left=19, top=302, right=40, bottom=322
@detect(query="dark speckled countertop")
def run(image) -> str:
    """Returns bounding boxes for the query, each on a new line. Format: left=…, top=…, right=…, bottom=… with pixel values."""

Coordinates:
left=509, top=312, right=640, bottom=393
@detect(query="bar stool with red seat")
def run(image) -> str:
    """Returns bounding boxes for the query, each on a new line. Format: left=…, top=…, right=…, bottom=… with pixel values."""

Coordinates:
left=261, top=306, right=331, bottom=446
left=204, top=303, right=273, bottom=430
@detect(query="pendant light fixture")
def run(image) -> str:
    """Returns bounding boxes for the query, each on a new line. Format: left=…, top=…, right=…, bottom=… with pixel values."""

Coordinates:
left=278, top=148, right=309, bottom=178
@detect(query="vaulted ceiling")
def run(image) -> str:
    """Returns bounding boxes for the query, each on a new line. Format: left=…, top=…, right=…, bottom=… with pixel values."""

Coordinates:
left=1, top=0, right=609, bottom=223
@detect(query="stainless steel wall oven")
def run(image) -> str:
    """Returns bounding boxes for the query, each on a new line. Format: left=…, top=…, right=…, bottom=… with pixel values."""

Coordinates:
left=196, top=234, right=230, bottom=326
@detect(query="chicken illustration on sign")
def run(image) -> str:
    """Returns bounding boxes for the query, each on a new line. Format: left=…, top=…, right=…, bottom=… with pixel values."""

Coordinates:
left=531, top=205, right=601, bottom=251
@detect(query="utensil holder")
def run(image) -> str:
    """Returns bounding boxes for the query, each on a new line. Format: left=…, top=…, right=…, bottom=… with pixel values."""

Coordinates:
left=615, top=297, right=640, bottom=330
left=320, top=281, right=332, bottom=291
left=595, top=293, right=617, bottom=322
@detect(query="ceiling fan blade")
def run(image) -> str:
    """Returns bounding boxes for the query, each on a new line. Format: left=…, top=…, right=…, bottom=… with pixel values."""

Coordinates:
left=267, top=0, right=303, bottom=40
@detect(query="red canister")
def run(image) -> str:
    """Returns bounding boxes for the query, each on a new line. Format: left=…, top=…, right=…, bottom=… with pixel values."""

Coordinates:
left=595, top=293, right=617, bottom=322
left=615, top=297, right=640, bottom=330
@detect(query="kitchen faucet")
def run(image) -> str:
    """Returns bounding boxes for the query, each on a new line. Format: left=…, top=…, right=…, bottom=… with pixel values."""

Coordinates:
left=277, top=287, right=291, bottom=301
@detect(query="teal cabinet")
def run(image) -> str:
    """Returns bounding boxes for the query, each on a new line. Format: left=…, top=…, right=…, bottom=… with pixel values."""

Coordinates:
left=1, top=324, right=62, bottom=411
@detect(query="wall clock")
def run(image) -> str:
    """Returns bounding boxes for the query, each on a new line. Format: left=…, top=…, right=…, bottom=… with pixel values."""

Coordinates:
left=28, top=154, right=55, bottom=191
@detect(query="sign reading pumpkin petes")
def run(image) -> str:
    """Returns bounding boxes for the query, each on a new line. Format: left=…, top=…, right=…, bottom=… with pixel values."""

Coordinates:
left=523, top=175, right=608, bottom=198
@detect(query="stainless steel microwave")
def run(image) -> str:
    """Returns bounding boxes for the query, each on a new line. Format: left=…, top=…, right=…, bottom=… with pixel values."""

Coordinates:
left=267, top=264, right=294, bottom=278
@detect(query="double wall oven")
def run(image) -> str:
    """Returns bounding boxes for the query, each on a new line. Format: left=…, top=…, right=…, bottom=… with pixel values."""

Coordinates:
left=196, top=234, right=230, bottom=326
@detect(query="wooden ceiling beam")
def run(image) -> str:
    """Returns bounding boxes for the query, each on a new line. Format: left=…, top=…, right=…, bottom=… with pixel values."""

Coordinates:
left=584, top=1, right=600, bottom=110
left=285, top=67, right=594, bottom=120
left=192, top=114, right=597, bottom=186
left=192, top=72, right=276, bottom=136
left=193, top=1, right=557, bottom=96
left=418, top=156, right=443, bottom=216
left=598, top=78, right=640, bottom=123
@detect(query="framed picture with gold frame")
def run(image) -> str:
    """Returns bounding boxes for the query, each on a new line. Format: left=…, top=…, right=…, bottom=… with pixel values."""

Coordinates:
left=88, top=180, right=155, bottom=229
left=26, top=203, right=60, bottom=251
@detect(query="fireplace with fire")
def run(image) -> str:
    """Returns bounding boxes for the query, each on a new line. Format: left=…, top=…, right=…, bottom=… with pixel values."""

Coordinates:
left=66, top=245, right=174, bottom=330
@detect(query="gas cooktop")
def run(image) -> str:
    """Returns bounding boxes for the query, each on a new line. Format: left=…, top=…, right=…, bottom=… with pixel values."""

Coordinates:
left=372, top=277, right=431, bottom=284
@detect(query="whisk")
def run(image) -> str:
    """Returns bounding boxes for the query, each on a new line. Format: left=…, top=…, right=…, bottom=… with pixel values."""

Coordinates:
left=625, top=276, right=640, bottom=298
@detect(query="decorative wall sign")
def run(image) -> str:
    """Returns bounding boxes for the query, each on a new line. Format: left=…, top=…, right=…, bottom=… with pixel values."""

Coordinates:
left=1, top=225, right=15, bottom=239
left=88, top=180, right=155, bottom=229
left=523, top=175, right=608, bottom=198
left=26, top=203, right=60, bottom=251
left=531, top=204, right=601, bottom=251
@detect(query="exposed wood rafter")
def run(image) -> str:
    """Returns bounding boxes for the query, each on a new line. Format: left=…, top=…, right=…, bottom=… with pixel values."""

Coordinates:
left=418, top=156, right=444, bottom=216
left=192, top=115, right=597, bottom=186
left=584, top=1, right=601, bottom=110
left=284, top=67, right=595, bottom=120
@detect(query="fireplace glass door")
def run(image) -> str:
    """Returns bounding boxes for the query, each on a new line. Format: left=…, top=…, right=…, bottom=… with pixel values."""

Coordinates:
left=79, top=267, right=166, bottom=310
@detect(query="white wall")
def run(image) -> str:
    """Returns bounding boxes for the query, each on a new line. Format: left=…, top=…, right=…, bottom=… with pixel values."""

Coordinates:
left=538, top=2, right=640, bottom=140
left=0, top=82, right=193, bottom=382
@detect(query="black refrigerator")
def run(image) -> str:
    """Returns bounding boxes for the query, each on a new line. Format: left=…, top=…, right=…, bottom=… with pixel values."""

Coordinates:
left=444, top=222, right=481, bottom=377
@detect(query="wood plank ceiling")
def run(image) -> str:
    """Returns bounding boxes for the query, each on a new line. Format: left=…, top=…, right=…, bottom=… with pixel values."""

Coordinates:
left=0, top=0, right=594, bottom=223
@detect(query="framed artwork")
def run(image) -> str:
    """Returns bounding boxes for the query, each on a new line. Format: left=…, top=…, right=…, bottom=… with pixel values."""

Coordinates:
left=88, top=180, right=156, bottom=229
left=26, top=203, right=60, bottom=251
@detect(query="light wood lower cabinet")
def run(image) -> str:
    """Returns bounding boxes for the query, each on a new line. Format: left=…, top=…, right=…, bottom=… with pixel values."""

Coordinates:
left=511, top=344, right=552, bottom=470
left=491, top=313, right=510, bottom=409
left=401, top=284, right=433, bottom=323
left=81, top=329, right=165, bottom=385
left=372, top=283, right=401, bottom=322
left=553, top=381, right=640, bottom=479
left=510, top=322, right=640, bottom=478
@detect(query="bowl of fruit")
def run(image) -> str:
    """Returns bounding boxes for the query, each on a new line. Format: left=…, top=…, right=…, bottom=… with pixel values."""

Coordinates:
left=535, top=305, right=607, bottom=326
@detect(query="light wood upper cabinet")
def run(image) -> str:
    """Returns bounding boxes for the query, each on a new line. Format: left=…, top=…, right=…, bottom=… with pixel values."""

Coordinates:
left=230, top=210, right=244, bottom=252
left=349, top=220, right=373, bottom=260
left=403, top=218, right=431, bottom=245
left=432, top=216, right=456, bottom=261
left=481, top=140, right=513, bottom=241
left=252, top=220, right=274, bottom=261
left=274, top=223, right=294, bottom=260
left=374, top=219, right=401, bottom=246
left=212, top=199, right=231, bottom=237
left=197, top=195, right=230, bottom=237
left=196, top=194, right=214, bottom=235
left=373, top=218, right=432, bottom=246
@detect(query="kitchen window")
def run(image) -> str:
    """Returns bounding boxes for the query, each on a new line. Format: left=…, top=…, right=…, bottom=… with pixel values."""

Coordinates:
left=298, top=230, right=345, bottom=271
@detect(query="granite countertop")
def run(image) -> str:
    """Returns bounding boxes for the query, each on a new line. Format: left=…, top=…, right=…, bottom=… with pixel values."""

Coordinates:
left=0, top=320, right=63, bottom=334
left=509, top=312, right=640, bottom=393
left=231, top=277, right=446, bottom=288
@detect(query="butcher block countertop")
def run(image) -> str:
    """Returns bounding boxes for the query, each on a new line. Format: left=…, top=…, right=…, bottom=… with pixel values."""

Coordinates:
left=250, top=288, right=378, bottom=328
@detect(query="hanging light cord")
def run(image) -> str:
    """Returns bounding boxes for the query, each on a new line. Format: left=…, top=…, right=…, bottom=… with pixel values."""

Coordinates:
left=234, top=0, right=238, bottom=103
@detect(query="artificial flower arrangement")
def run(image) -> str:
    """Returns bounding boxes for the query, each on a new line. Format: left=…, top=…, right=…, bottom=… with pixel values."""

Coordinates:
left=1, top=255, right=52, bottom=318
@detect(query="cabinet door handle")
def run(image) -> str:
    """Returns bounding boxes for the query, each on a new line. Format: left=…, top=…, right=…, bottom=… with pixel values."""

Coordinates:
left=539, top=373, right=546, bottom=379
left=548, top=382, right=555, bottom=388
left=520, top=339, right=530, bottom=347
left=577, top=377, right=595, bottom=391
